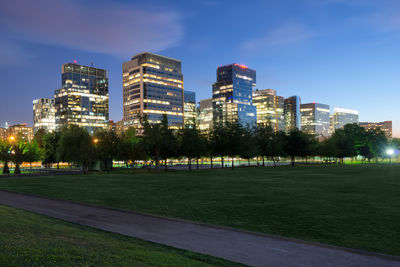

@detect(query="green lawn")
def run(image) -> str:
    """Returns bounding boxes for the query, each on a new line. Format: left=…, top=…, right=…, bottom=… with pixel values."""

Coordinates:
left=0, top=205, right=242, bottom=266
left=0, top=164, right=399, bottom=256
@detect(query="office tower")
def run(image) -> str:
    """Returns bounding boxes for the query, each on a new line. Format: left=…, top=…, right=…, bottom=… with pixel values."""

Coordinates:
left=253, top=89, right=284, bottom=131
left=212, top=64, right=257, bottom=126
left=284, top=96, right=301, bottom=132
left=0, top=127, right=6, bottom=140
left=122, top=52, right=184, bottom=130
left=33, top=98, right=56, bottom=133
left=359, top=121, right=392, bottom=138
left=54, top=63, right=109, bottom=134
left=198, top=98, right=213, bottom=132
left=300, top=103, right=330, bottom=137
left=184, top=90, right=197, bottom=127
left=331, top=108, right=359, bottom=132
left=7, top=124, right=33, bottom=141
left=115, top=120, right=125, bottom=136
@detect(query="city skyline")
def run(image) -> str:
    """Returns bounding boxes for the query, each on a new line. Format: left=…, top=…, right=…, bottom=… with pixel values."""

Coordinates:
left=0, top=0, right=399, bottom=137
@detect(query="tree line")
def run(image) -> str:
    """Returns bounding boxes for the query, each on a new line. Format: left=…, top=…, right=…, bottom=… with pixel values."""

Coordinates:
left=0, top=115, right=397, bottom=175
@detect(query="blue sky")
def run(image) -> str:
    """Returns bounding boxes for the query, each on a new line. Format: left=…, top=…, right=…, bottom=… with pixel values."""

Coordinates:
left=0, top=0, right=399, bottom=136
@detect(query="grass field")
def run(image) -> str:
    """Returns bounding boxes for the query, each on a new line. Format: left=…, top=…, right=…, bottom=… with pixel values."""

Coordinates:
left=0, top=205, right=242, bottom=266
left=0, top=164, right=399, bottom=256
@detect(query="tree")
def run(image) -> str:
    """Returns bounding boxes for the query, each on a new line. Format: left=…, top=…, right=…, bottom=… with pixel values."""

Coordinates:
left=160, top=115, right=178, bottom=169
left=239, top=126, right=258, bottom=167
left=117, top=127, right=147, bottom=171
left=256, top=125, right=274, bottom=166
left=332, top=129, right=358, bottom=163
left=209, top=122, right=229, bottom=168
left=178, top=125, right=205, bottom=171
left=25, top=140, right=43, bottom=172
left=225, top=121, right=245, bottom=169
left=57, top=126, right=95, bottom=174
left=284, top=129, right=311, bottom=167
left=0, top=140, right=12, bottom=174
left=94, top=129, right=119, bottom=172
left=42, top=130, right=62, bottom=168
left=33, top=128, right=47, bottom=149
left=142, top=117, right=163, bottom=170
left=11, top=139, right=28, bottom=174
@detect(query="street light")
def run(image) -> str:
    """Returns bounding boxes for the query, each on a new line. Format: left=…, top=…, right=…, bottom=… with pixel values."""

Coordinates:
left=8, top=136, right=15, bottom=142
left=387, top=148, right=395, bottom=164
left=93, top=138, right=99, bottom=144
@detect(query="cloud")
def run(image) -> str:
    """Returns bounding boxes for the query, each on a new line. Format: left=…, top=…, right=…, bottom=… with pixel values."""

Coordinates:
left=241, top=24, right=314, bottom=52
left=0, top=39, right=36, bottom=66
left=0, top=0, right=184, bottom=57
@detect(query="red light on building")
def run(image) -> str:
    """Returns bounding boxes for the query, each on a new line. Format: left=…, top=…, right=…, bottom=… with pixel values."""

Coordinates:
left=73, top=60, right=77, bottom=64
left=235, top=64, right=248, bottom=69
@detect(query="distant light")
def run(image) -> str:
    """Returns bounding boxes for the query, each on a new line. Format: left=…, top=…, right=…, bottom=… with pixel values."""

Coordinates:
left=73, top=60, right=77, bottom=64
left=387, top=149, right=395, bottom=156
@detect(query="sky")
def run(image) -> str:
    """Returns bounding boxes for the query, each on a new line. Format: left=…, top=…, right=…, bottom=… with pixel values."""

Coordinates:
left=0, top=0, right=399, bottom=137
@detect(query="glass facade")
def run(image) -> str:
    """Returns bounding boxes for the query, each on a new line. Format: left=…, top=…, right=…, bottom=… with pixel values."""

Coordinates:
left=54, top=63, right=109, bottom=134
left=253, top=89, right=284, bottom=131
left=331, top=108, right=359, bottom=133
left=284, top=96, right=301, bottom=132
left=212, top=64, right=257, bottom=126
left=198, top=98, right=213, bottom=132
left=359, top=121, right=392, bottom=138
left=301, top=103, right=330, bottom=137
left=123, top=52, right=184, bottom=129
left=33, top=98, right=55, bottom=133
left=184, top=90, right=197, bottom=127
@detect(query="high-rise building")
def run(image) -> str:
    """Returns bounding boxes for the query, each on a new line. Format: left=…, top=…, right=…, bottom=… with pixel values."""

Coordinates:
left=0, top=127, right=6, bottom=140
left=360, top=121, right=392, bottom=138
left=33, top=98, right=56, bottom=133
left=331, top=108, right=359, bottom=133
left=54, top=63, right=109, bottom=134
left=300, top=103, right=330, bottom=137
left=284, top=96, right=301, bottom=132
left=212, top=64, right=256, bottom=126
left=184, top=90, right=197, bottom=127
left=253, top=89, right=284, bottom=131
left=122, top=52, right=184, bottom=130
left=7, top=124, right=33, bottom=141
left=198, top=98, right=213, bottom=132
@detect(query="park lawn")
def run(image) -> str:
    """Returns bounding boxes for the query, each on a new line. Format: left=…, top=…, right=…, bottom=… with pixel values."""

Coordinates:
left=0, top=164, right=399, bottom=256
left=0, top=205, right=242, bottom=267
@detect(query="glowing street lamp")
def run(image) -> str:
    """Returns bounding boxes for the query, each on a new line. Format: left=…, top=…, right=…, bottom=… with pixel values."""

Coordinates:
left=387, top=148, right=395, bottom=164
left=8, top=136, right=15, bottom=142
left=93, top=138, right=99, bottom=144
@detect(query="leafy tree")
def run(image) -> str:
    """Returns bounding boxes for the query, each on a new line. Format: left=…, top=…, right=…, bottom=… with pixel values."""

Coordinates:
left=160, top=115, right=178, bottom=169
left=117, top=127, right=147, bottom=171
left=365, top=128, right=388, bottom=162
left=33, top=128, right=47, bottom=149
left=142, top=117, right=163, bottom=170
left=57, top=126, right=95, bottom=174
left=225, top=121, right=245, bottom=169
left=11, top=139, right=28, bottom=174
left=0, top=140, right=12, bottom=174
left=284, top=129, right=310, bottom=167
left=239, top=126, right=258, bottom=167
left=94, top=129, right=119, bottom=171
left=24, top=140, right=43, bottom=171
left=209, top=122, right=229, bottom=168
left=42, top=131, right=62, bottom=168
left=178, top=125, right=205, bottom=171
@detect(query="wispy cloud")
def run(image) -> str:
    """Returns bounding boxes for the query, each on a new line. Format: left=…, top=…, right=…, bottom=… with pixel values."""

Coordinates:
left=0, top=39, right=36, bottom=66
left=0, top=0, right=184, bottom=58
left=241, top=24, right=314, bottom=53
